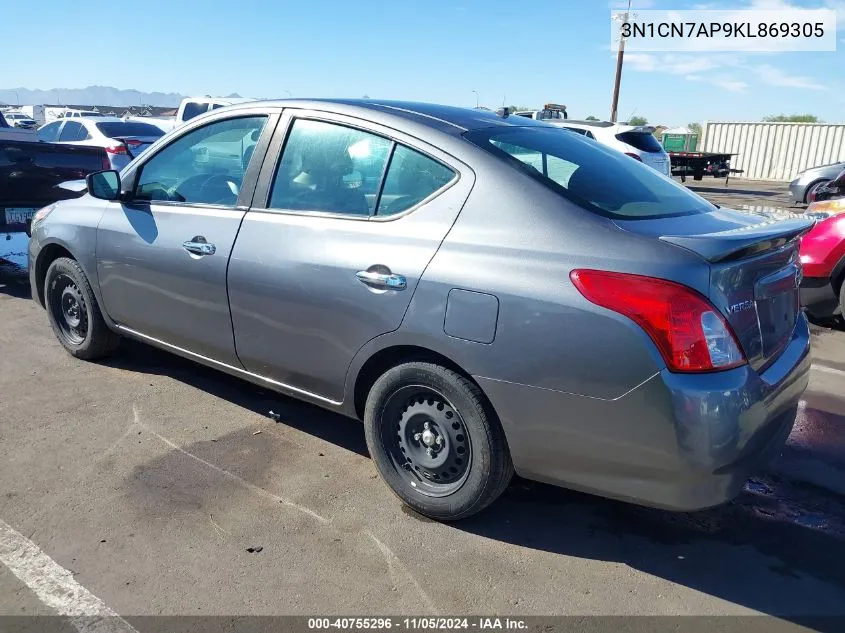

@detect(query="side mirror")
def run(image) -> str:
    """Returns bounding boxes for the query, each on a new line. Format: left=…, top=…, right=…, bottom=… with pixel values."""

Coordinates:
left=86, top=170, right=121, bottom=201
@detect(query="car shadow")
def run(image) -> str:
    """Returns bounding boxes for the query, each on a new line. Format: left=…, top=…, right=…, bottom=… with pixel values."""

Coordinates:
left=104, top=339, right=845, bottom=628
left=101, top=339, right=369, bottom=457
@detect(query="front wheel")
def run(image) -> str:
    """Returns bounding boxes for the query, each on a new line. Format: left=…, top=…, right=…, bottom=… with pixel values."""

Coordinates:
left=364, top=362, right=513, bottom=521
left=44, top=257, right=120, bottom=360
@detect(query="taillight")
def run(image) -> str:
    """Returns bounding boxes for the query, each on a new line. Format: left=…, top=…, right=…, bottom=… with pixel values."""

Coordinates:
left=624, top=152, right=642, bottom=161
left=570, top=269, right=746, bottom=373
left=104, top=144, right=127, bottom=155
left=101, top=155, right=111, bottom=170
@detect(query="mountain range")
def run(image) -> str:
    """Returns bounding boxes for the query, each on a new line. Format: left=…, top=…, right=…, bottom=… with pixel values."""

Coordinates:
left=0, top=86, right=242, bottom=107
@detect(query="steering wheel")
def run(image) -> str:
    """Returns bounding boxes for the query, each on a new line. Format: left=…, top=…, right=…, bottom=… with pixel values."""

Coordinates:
left=175, top=174, right=239, bottom=205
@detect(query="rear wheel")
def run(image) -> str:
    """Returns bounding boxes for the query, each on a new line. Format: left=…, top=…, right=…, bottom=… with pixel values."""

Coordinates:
left=45, top=257, right=120, bottom=360
left=364, top=362, right=513, bottom=521
left=805, top=179, right=830, bottom=203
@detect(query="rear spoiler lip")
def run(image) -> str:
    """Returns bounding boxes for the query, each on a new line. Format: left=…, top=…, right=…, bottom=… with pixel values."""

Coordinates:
left=659, top=217, right=816, bottom=263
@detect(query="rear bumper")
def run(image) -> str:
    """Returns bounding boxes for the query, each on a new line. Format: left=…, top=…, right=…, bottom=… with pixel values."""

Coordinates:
left=801, top=277, right=840, bottom=319
left=478, top=313, right=811, bottom=511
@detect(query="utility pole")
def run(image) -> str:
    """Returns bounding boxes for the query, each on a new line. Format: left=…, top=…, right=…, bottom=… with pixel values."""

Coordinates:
left=472, top=90, right=479, bottom=108
left=610, top=0, right=632, bottom=123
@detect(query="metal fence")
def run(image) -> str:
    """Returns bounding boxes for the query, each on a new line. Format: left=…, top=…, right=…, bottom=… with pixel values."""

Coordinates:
left=700, top=121, right=845, bottom=181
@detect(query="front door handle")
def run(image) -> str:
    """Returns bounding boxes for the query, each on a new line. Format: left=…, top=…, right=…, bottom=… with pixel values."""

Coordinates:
left=356, top=270, right=407, bottom=290
left=182, top=238, right=216, bottom=256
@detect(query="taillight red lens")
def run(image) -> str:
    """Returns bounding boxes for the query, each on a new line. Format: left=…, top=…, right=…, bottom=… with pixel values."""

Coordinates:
left=101, top=156, right=110, bottom=170
left=104, top=144, right=126, bottom=154
left=624, top=152, right=643, bottom=161
left=570, top=269, right=746, bottom=373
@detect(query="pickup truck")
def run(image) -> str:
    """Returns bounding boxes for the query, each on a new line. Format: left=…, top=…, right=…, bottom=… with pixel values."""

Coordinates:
left=1, top=139, right=108, bottom=236
left=132, top=96, right=257, bottom=133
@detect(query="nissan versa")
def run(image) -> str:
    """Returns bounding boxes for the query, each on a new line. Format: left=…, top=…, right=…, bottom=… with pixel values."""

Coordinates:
left=28, top=100, right=813, bottom=521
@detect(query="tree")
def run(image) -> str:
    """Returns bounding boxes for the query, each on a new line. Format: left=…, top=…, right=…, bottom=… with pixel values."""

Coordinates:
left=585, top=115, right=599, bottom=121
left=688, top=122, right=702, bottom=134
left=628, top=115, right=648, bottom=126
left=762, top=114, right=820, bottom=123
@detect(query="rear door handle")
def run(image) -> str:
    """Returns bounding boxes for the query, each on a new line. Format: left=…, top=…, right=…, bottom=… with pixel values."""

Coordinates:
left=356, top=270, right=406, bottom=290
left=182, top=238, right=216, bottom=256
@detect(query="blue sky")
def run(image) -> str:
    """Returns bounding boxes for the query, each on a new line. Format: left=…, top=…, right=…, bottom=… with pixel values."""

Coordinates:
left=1, top=0, right=842, bottom=125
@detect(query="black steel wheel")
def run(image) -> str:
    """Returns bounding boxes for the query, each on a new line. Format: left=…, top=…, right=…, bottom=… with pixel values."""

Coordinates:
left=364, top=361, right=514, bottom=521
left=383, top=386, right=472, bottom=497
left=49, top=273, right=88, bottom=346
left=44, top=257, right=120, bottom=360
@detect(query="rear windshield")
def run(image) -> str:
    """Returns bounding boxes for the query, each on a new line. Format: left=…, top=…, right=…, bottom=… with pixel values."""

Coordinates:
left=615, top=130, right=663, bottom=152
left=464, top=126, right=714, bottom=219
left=96, top=122, right=164, bottom=139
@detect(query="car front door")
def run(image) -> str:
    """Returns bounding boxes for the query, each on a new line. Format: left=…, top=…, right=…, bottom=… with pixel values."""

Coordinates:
left=227, top=111, right=474, bottom=403
left=96, top=109, right=278, bottom=365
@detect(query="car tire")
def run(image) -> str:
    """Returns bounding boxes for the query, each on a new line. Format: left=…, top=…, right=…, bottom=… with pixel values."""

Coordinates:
left=805, top=179, right=830, bottom=203
left=44, top=257, right=120, bottom=360
left=364, top=361, right=514, bottom=521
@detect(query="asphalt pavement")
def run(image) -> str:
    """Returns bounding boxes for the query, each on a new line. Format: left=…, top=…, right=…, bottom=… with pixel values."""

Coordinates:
left=1, top=182, right=845, bottom=630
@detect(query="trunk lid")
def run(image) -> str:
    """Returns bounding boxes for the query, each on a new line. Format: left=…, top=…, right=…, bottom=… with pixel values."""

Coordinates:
left=615, top=208, right=814, bottom=370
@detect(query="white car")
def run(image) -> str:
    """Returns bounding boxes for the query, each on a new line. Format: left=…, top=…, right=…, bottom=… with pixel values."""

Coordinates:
left=551, top=120, right=671, bottom=177
left=36, top=116, right=165, bottom=170
left=2, top=111, right=39, bottom=130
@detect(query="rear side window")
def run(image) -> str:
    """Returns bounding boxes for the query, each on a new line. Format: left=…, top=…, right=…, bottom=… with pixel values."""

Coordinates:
left=58, top=121, right=86, bottom=142
left=269, top=119, right=392, bottom=216
left=37, top=122, right=62, bottom=142
left=615, top=131, right=662, bottom=153
left=96, top=122, right=165, bottom=138
left=377, top=145, right=455, bottom=216
left=182, top=102, right=209, bottom=122
left=465, top=126, right=713, bottom=219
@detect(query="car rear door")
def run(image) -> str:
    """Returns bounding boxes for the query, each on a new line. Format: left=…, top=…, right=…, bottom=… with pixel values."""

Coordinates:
left=96, top=108, right=279, bottom=365
left=227, top=110, right=473, bottom=403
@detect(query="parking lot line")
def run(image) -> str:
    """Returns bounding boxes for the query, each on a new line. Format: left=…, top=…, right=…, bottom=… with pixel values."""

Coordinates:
left=0, top=518, right=138, bottom=633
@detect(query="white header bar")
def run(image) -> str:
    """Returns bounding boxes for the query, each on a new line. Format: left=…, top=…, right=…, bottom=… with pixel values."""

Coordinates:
left=610, top=9, right=837, bottom=52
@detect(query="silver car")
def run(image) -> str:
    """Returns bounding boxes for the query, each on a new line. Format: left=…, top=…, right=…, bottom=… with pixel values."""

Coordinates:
left=790, top=161, right=845, bottom=204
left=28, top=100, right=812, bottom=521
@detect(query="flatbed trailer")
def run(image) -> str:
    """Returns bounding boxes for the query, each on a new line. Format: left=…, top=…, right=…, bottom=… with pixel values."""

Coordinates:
left=669, top=151, right=742, bottom=185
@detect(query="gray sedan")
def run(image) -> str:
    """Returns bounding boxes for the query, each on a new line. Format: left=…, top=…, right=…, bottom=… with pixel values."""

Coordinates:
left=28, top=100, right=812, bottom=521
left=790, top=161, right=845, bottom=203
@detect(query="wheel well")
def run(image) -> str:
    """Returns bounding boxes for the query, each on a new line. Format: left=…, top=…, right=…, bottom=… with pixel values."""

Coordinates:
left=34, top=244, right=74, bottom=307
left=832, top=256, right=845, bottom=299
left=804, top=178, right=830, bottom=203
left=353, top=345, right=477, bottom=420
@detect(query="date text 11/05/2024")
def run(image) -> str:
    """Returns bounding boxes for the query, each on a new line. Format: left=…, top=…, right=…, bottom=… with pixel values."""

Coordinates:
left=308, top=618, right=528, bottom=630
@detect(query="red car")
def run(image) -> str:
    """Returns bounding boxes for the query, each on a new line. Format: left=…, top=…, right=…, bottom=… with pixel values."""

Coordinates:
left=799, top=172, right=845, bottom=321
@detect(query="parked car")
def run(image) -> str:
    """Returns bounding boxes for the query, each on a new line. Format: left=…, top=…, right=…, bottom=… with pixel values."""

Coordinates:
left=808, top=168, right=845, bottom=204
left=29, top=100, right=812, bottom=521
left=0, top=111, right=37, bottom=142
left=799, top=170, right=845, bottom=321
left=790, top=161, right=845, bottom=204
left=1, top=139, right=107, bottom=236
left=37, top=117, right=165, bottom=170
left=3, top=111, right=39, bottom=130
left=552, top=119, right=672, bottom=176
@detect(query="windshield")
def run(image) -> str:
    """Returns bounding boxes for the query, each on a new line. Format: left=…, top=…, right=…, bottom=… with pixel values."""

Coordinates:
left=96, top=122, right=164, bottom=138
left=464, top=126, right=715, bottom=219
